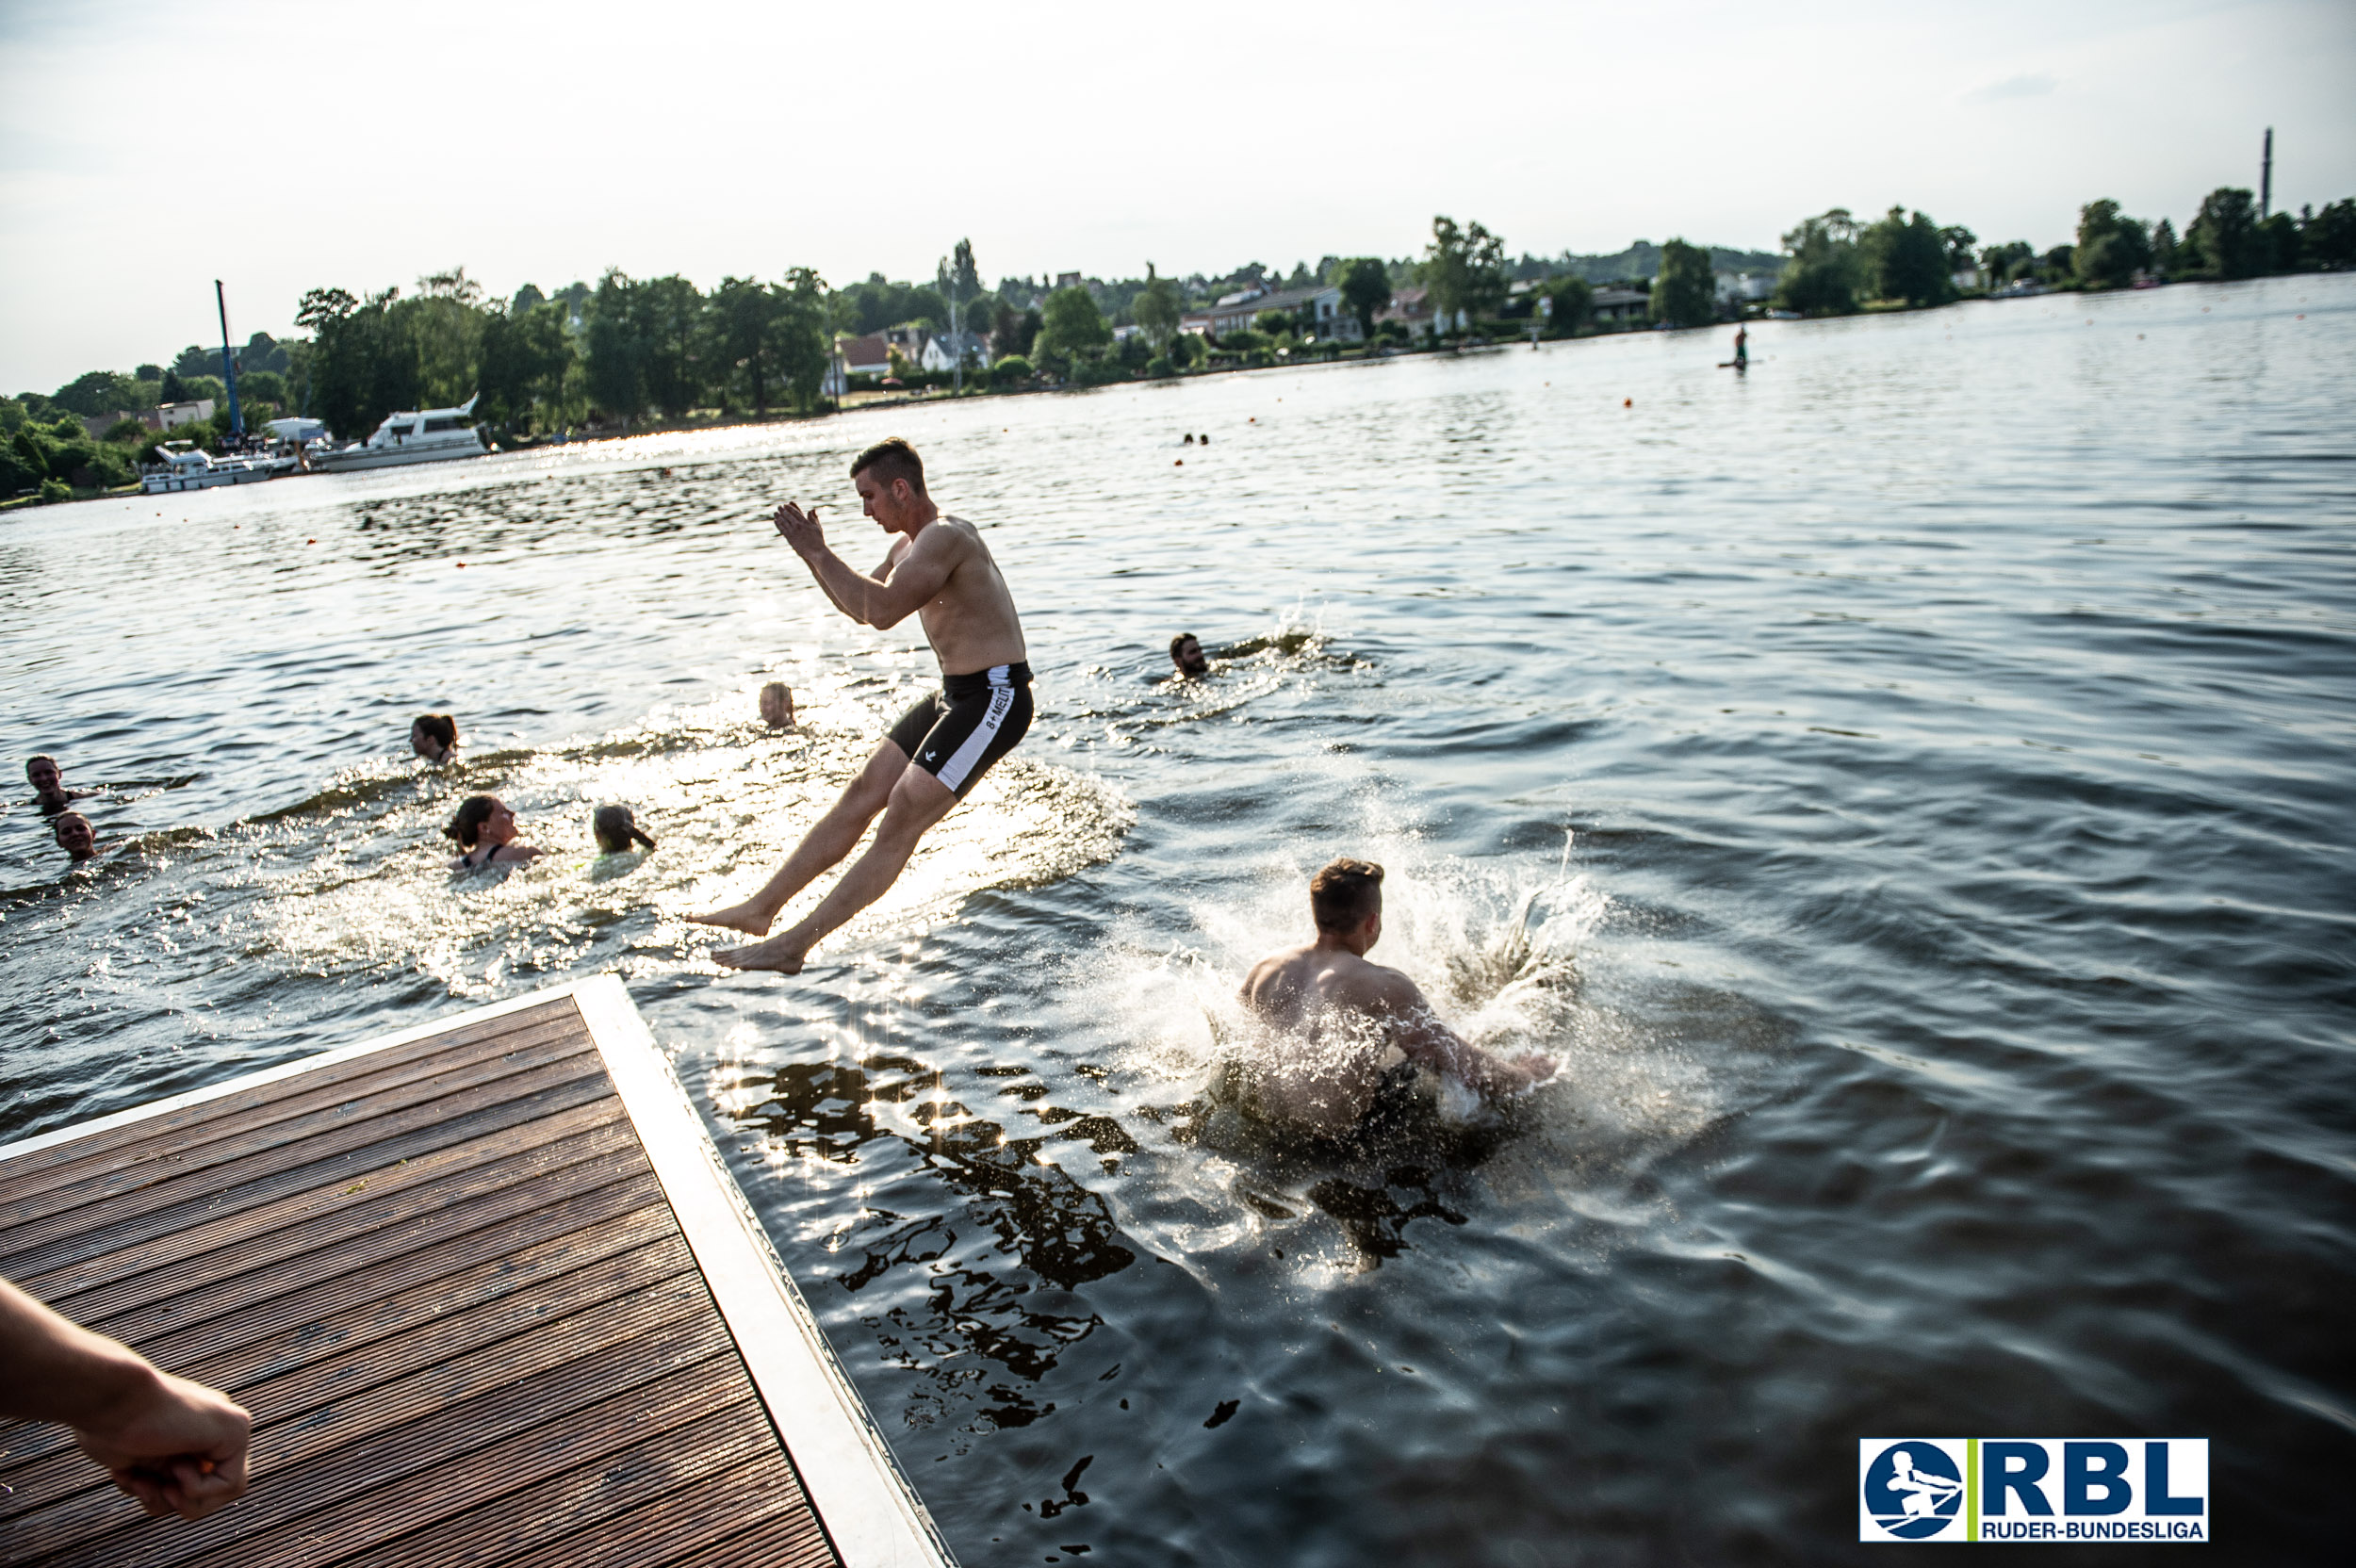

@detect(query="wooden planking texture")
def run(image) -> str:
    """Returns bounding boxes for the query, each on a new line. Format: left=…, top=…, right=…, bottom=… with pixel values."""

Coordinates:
left=0, top=995, right=843, bottom=1568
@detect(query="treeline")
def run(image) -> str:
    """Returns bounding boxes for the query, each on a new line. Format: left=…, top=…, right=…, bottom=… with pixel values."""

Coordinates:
left=294, top=266, right=837, bottom=440
left=1773, top=187, right=2355, bottom=317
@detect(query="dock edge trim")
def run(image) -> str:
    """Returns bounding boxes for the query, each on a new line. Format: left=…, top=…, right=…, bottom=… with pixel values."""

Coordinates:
left=573, top=972, right=959, bottom=1568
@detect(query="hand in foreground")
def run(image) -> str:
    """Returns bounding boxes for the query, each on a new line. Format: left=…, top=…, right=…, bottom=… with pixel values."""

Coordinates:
left=74, top=1368, right=253, bottom=1521
left=772, top=501, right=824, bottom=556
left=1492, top=1051, right=1555, bottom=1095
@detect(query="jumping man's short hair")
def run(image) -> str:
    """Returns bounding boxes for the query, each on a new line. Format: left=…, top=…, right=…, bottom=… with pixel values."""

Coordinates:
left=1311, top=858, right=1384, bottom=934
left=851, top=436, right=926, bottom=495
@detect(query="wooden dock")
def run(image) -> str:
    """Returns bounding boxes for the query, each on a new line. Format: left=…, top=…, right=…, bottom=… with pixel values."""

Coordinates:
left=0, top=975, right=956, bottom=1568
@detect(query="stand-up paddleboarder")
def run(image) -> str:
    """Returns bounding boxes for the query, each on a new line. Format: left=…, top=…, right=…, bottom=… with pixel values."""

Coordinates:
left=690, top=437, right=1032, bottom=974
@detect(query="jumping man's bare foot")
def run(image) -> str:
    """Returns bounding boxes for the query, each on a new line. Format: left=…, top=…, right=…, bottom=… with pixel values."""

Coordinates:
left=685, top=898, right=776, bottom=936
left=711, top=933, right=811, bottom=973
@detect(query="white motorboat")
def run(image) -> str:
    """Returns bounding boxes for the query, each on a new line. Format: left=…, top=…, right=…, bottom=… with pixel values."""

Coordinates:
left=310, top=394, right=487, bottom=472
left=140, top=447, right=278, bottom=494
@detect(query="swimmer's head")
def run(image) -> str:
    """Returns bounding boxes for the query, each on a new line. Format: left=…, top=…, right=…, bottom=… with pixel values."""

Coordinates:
left=443, top=794, right=511, bottom=849
left=759, top=681, right=794, bottom=728
left=852, top=437, right=927, bottom=529
left=26, top=754, right=62, bottom=798
left=1311, top=858, right=1384, bottom=948
left=1170, top=633, right=1208, bottom=677
left=593, top=805, right=657, bottom=855
left=53, top=810, right=95, bottom=861
left=410, top=713, right=458, bottom=761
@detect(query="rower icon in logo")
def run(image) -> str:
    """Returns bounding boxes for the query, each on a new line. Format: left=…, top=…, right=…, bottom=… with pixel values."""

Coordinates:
left=1863, top=1442, right=1963, bottom=1539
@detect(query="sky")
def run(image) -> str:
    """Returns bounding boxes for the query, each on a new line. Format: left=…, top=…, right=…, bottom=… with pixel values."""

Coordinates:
left=4, top=0, right=2351, bottom=393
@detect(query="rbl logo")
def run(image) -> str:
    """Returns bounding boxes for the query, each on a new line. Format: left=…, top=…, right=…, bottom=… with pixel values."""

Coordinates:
left=1858, top=1438, right=2208, bottom=1544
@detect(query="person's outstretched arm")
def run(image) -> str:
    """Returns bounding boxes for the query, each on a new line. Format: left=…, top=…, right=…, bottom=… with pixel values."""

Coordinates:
left=1376, top=972, right=1547, bottom=1096
left=773, top=504, right=953, bottom=629
left=0, top=1279, right=252, bottom=1521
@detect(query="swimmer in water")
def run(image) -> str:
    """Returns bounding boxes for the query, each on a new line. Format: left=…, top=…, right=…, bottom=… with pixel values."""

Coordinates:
left=410, top=713, right=458, bottom=764
left=1236, top=858, right=1546, bottom=1136
left=1170, top=632, right=1210, bottom=678
left=593, top=805, right=657, bottom=855
left=759, top=681, right=794, bottom=728
left=691, top=437, right=1033, bottom=974
left=52, top=810, right=98, bottom=863
left=444, top=795, right=542, bottom=871
left=26, top=756, right=84, bottom=813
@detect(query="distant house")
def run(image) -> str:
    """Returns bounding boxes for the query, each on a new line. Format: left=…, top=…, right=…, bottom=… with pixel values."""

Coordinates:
left=1716, top=271, right=1776, bottom=304
left=80, top=408, right=160, bottom=439
left=921, top=331, right=990, bottom=371
left=157, top=399, right=216, bottom=430
left=1180, top=283, right=1360, bottom=342
left=1591, top=287, right=1649, bottom=323
left=1055, top=271, right=1083, bottom=292
left=1375, top=286, right=1433, bottom=334
left=836, top=335, right=891, bottom=376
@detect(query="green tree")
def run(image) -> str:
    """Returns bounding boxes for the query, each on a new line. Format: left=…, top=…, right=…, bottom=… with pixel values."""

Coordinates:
left=300, top=285, right=421, bottom=438
left=50, top=371, right=142, bottom=417
left=1776, top=209, right=1862, bottom=315
left=1133, top=263, right=1183, bottom=351
left=1035, top=286, right=1111, bottom=368
left=2072, top=199, right=2153, bottom=289
left=2300, top=199, right=2356, bottom=270
left=1939, top=224, right=1979, bottom=274
left=2149, top=218, right=2180, bottom=277
left=2184, top=188, right=2262, bottom=279
left=772, top=268, right=834, bottom=412
left=1979, top=240, right=2035, bottom=285
left=1337, top=256, right=1392, bottom=336
left=480, top=301, right=576, bottom=430
left=1422, top=216, right=1507, bottom=333
left=1540, top=274, right=1592, bottom=334
left=2257, top=210, right=2299, bottom=273
left=585, top=270, right=647, bottom=421
left=1860, top=206, right=1956, bottom=306
left=707, top=276, right=781, bottom=412
left=1649, top=237, right=1715, bottom=327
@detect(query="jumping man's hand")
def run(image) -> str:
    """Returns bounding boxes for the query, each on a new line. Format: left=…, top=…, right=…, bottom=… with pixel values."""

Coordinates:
left=772, top=502, right=825, bottom=557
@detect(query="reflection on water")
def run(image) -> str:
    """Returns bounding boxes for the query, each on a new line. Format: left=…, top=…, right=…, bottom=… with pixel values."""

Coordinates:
left=7, top=274, right=2353, bottom=1562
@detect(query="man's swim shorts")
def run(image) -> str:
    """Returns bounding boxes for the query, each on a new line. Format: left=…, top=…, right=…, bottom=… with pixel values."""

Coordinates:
left=886, top=662, right=1034, bottom=797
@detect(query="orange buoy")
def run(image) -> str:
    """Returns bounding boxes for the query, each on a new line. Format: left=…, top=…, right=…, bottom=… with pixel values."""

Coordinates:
left=1623, top=398, right=1632, bottom=408
left=1174, top=459, right=1184, bottom=466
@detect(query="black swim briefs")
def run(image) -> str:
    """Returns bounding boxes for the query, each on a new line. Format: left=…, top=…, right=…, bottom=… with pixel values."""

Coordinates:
left=886, top=662, right=1034, bottom=797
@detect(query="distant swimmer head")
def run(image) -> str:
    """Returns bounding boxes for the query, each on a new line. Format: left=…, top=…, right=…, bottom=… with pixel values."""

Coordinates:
left=1170, top=632, right=1210, bottom=677
left=593, top=804, right=657, bottom=856
left=759, top=681, right=794, bottom=728
left=851, top=436, right=928, bottom=530
left=443, top=793, right=509, bottom=850
left=1311, top=857, right=1385, bottom=952
left=1183, top=433, right=1196, bottom=445
left=52, top=810, right=96, bottom=862
left=410, top=712, right=458, bottom=763
left=25, top=753, right=68, bottom=808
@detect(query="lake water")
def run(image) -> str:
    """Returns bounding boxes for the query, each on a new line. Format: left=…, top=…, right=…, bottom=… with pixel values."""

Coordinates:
left=5, top=274, right=2350, bottom=1563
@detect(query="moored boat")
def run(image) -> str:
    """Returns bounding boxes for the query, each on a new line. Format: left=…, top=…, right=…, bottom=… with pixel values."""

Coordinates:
left=140, top=446, right=278, bottom=494
left=310, top=394, right=488, bottom=472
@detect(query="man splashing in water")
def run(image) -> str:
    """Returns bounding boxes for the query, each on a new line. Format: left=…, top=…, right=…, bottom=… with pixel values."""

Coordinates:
left=691, top=437, right=1033, bottom=974
left=1238, top=858, right=1547, bottom=1135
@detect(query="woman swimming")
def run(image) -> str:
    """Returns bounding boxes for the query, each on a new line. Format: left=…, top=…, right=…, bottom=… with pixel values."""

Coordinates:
left=410, top=713, right=459, bottom=764
left=444, top=794, right=542, bottom=871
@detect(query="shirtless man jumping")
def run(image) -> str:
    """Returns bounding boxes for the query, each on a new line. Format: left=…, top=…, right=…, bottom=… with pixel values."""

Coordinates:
left=1238, top=858, right=1546, bottom=1135
left=692, top=437, right=1032, bottom=974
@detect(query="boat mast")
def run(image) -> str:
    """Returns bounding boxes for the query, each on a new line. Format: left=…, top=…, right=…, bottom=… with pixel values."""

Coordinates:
left=216, top=280, right=244, bottom=440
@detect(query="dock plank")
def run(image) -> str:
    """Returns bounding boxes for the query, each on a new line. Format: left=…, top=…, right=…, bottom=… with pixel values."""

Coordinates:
left=0, top=1001, right=580, bottom=1204
left=0, top=979, right=951, bottom=1568
left=0, top=1013, right=593, bottom=1226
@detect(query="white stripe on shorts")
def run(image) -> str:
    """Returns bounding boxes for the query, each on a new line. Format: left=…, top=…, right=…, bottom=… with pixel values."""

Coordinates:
left=936, top=664, right=1014, bottom=792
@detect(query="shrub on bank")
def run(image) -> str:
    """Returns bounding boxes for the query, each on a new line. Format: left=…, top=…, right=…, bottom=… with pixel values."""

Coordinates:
left=990, top=355, right=1033, bottom=387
